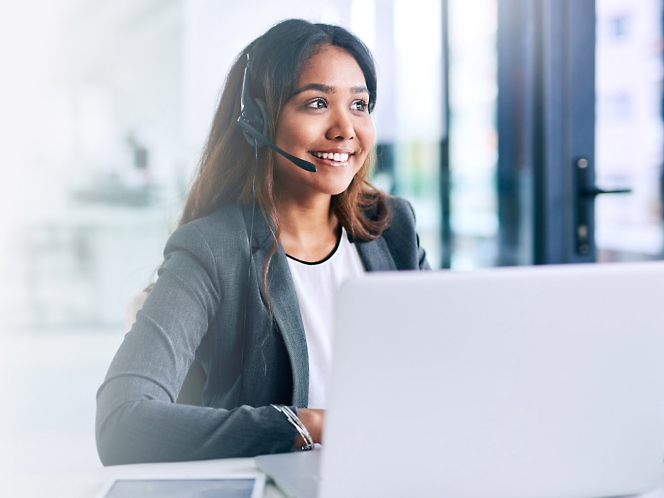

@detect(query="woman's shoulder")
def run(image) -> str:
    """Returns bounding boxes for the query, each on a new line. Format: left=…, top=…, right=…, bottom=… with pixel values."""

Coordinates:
left=165, top=204, right=248, bottom=256
left=380, top=196, right=430, bottom=270
left=363, top=194, right=416, bottom=230
left=188, top=204, right=246, bottom=233
left=388, top=196, right=417, bottom=221
left=379, top=196, right=418, bottom=240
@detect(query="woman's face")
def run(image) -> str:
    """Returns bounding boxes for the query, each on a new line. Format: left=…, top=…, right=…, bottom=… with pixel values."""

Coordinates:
left=274, top=45, right=375, bottom=202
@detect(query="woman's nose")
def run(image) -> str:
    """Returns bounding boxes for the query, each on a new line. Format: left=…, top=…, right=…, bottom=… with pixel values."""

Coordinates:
left=325, top=109, right=355, bottom=141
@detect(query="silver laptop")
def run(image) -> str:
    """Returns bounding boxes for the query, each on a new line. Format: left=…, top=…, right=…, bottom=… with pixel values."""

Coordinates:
left=257, top=262, right=664, bottom=498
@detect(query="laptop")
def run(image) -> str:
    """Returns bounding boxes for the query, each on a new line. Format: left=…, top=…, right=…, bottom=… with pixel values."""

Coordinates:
left=257, top=262, right=664, bottom=498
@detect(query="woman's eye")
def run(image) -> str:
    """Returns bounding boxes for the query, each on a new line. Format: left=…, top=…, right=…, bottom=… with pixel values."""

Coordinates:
left=306, top=98, right=327, bottom=109
left=351, top=100, right=368, bottom=112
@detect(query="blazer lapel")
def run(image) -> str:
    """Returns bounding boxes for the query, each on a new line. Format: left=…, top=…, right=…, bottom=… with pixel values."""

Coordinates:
left=356, top=235, right=398, bottom=272
left=244, top=205, right=309, bottom=408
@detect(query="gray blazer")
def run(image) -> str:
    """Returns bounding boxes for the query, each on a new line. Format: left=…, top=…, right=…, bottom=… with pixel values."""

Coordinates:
left=96, top=196, right=430, bottom=465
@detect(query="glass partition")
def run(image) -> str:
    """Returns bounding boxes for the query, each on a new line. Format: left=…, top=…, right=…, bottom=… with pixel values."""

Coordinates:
left=595, top=0, right=664, bottom=261
left=447, top=0, right=499, bottom=269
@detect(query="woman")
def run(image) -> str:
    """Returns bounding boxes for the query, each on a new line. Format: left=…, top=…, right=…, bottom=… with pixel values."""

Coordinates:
left=96, top=19, right=429, bottom=465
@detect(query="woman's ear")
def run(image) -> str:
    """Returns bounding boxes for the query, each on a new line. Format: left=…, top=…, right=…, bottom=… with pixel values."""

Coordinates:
left=254, top=98, right=269, bottom=138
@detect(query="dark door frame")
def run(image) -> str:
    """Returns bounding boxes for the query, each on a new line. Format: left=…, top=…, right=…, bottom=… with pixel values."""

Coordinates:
left=440, top=0, right=452, bottom=269
left=497, top=0, right=597, bottom=265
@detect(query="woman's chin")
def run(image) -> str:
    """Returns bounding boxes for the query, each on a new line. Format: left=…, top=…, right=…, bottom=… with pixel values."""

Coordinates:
left=325, top=180, right=355, bottom=197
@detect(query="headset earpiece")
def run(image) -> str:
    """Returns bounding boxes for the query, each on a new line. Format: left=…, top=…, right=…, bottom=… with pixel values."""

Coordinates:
left=239, top=54, right=269, bottom=146
left=252, top=99, right=269, bottom=142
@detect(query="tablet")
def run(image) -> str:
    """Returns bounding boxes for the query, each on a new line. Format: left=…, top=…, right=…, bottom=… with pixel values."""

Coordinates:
left=96, top=473, right=266, bottom=498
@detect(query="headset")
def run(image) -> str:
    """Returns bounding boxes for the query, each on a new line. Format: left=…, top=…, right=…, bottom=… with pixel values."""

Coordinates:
left=235, top=52, right=316, bottom=404
left=237, top=53, right=317, bottom=173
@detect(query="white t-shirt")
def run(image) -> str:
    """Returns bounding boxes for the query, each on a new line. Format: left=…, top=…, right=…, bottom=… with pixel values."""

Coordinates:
left=286, top=227, right=365, bottom=409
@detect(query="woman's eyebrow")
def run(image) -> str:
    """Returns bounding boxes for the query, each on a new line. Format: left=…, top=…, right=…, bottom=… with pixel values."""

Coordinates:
left=351, top=85, right=369, bottom=95
left=293, top=83, right=369, bottom=95
left=294, top=83, right=334, bottom=95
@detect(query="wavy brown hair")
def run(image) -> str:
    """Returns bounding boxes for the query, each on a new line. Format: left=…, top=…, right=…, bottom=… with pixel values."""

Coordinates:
left=179, top=19, right=391, bottom=291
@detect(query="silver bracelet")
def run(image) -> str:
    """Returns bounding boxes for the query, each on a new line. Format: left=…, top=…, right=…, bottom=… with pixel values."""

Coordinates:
left=271, top=404, right=315, bottom=451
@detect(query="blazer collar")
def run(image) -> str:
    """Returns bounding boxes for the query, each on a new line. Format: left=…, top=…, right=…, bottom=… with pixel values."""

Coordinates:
left=243, top=204, right=309, bottom=408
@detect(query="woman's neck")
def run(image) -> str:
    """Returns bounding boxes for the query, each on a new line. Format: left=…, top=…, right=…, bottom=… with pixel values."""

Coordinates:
left=277, top=194, right=339, bottom=263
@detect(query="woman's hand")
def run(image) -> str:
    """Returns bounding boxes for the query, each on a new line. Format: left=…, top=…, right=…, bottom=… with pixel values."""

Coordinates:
left=294, top=408, right=325, bottom=447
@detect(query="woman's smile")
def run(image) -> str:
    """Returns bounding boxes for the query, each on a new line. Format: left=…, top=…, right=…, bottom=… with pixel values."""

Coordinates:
left=309, top=149, right=354, bottom=166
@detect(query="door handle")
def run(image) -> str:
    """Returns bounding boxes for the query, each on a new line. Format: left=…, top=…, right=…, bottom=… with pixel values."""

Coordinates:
left=574, top=157, right=632, bottom=255
left=579, top=186, right=632, bottom=198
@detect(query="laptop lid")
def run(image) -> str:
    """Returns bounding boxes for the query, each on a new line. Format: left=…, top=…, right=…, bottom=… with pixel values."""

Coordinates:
left=320, top=262, right=664, bottom=498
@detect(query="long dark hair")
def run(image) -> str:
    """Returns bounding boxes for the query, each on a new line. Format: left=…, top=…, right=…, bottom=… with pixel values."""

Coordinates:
left=179, top=19, right=391, bottom=289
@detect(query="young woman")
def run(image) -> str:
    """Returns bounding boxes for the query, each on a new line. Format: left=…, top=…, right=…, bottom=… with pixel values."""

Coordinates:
left=96, top=19, right=429, bottom=465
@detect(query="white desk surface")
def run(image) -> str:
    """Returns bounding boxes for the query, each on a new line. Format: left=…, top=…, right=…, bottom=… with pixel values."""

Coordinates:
left=2, top=457, right=286, bottom=498
left=5, top=457, right=664, bottom=498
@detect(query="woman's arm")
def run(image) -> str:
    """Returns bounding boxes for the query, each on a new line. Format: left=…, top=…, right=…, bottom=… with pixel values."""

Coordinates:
left=96, top=222, right=298, bottom=465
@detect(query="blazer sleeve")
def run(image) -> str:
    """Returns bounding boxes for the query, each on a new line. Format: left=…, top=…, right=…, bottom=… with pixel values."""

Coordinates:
left=95, top=222, right=297, bottom=465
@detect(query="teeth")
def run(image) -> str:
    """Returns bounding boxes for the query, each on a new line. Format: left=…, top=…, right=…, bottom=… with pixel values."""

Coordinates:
left=313, top=152, right=350, bottom=162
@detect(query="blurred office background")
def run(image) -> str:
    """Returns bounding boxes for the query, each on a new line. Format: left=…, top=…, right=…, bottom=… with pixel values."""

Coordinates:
left=0, top=0, right=662, bottom=476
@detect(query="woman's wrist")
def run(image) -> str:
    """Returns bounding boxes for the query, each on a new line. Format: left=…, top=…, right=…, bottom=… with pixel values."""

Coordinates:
left=294, top=408, right=324, bottom=446
left=272, top=405, right=317, bottom=450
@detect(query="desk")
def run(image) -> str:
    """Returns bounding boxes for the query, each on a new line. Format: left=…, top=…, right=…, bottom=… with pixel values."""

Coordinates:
left=3, top=457, right=286, bottom=498
left=5, top=458, right=664, bottom=498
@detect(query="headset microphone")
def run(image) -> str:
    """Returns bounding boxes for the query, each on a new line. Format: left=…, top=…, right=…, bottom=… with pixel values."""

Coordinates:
left=237, top=54, right=317, bottom=173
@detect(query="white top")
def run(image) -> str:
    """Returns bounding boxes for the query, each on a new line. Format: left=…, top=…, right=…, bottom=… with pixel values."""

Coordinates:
left=286, top=227, right=365, bottom=409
